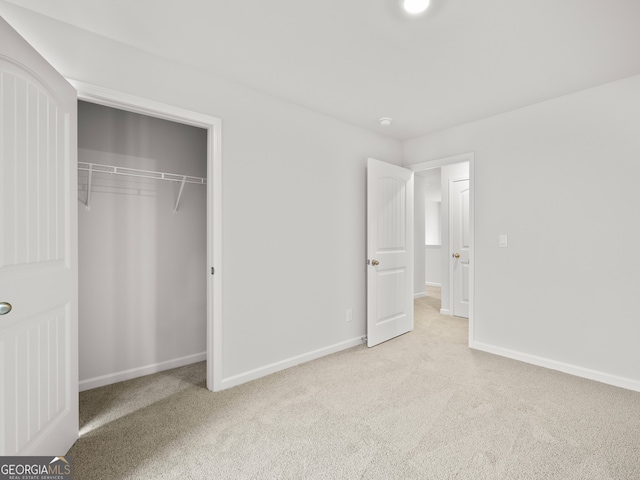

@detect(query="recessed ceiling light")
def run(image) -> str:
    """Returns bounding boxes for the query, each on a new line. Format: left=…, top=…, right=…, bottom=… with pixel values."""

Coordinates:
left=378, top=117, right=393, bottom=126
left=402, top=0, right=430, bottom=15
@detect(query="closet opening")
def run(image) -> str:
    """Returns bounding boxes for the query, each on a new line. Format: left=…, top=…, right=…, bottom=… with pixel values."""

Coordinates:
left=73, top=84, right=222, bottom=393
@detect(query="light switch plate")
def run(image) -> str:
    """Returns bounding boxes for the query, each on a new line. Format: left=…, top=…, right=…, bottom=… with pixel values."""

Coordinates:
left=499, top=234, right=508, bottom=247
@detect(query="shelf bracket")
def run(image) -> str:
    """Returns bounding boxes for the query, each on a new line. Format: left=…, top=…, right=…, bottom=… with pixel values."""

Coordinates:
left=85, top=163, right=93, bottom=211
left=173, top=176, right=187, bottom=214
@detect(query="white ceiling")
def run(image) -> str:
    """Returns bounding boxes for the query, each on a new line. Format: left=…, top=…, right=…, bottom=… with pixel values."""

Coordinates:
left=4, top=0, right=640, bottom=140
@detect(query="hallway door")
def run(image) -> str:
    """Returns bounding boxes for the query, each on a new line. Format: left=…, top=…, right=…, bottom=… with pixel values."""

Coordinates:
left=451, top=178, right=470, bottom=318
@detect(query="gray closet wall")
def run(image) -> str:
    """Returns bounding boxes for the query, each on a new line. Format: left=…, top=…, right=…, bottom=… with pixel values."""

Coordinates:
left=77, top=101, right=207, bottom=388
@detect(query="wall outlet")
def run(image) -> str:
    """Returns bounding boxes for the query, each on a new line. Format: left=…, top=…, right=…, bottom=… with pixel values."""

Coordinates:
left=346, top=308, right=353, bottom=322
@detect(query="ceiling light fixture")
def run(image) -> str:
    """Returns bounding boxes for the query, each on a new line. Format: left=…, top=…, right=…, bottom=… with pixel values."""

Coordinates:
left=402, top=0, right=430, bottom=15
left=378, top=117, right=393, bottom=126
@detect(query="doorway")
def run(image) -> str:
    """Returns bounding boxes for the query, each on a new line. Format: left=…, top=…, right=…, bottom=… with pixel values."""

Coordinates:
left=414, top=167, right=442, bottom=301
left=72, top=81, right=223, bottom=391
left=409, top=153, right=474, bottom=347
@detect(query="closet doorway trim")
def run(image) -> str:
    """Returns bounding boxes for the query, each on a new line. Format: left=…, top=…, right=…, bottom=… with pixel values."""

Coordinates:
left=70, top=80, right=223, bottom=392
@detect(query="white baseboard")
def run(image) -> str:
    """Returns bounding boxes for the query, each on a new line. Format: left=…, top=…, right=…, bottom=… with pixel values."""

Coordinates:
left=472, top=342, right=640, bottom=393
left=414, top=291, right=427, bottom=299
left=440, top=308, right=452, bottom=316
left=220, top=336, right=365, bottom=390
left=425, top=282, right=441, bottom=287
left=79, top=352, right=206, bottom=392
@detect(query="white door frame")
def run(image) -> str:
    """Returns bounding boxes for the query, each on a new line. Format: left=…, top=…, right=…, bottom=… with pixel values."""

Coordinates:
left=407, top=152, right=474, bottom=348
left=69, top=80, right=223, bottom=391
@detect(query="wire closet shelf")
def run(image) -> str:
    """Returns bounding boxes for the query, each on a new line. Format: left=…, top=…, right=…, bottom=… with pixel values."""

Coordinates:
left=78, top=162, right=206, bottom=214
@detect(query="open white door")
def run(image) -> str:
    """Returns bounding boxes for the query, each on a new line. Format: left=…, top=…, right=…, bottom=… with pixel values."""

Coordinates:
left=367, top=158, right=414, bottom=347
left=451, top=178, right=470, bottom=318
left=0, top=18, right=78, bottom=455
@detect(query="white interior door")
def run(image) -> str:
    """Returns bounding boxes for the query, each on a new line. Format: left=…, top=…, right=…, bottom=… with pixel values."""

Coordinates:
left=451, top=178, right=470, bottom=318
left=367, top=158, right=414, bottom=347
left=0, top=18, right=78, bottom=455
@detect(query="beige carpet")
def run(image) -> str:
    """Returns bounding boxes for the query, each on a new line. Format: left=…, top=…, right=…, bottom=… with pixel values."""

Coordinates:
left=69, top=287, right=640, bottom=479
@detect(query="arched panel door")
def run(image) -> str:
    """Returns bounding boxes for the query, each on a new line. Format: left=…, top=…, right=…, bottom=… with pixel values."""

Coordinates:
left=0, top=17, right=78, bottom=456
left=367, top=158, right=414, bottom=347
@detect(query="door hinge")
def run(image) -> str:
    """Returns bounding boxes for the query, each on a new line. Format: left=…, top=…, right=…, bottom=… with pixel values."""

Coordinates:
left=211, top=267, right=215, bottom=275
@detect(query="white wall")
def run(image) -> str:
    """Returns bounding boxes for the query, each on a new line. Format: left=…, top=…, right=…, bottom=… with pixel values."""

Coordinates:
left=77, top=102, right=207, bottom=388
left=414, top=175, right=426, bottom=297
left=424, top=178, right=442, bottom=286
left=2, top=7, right=403, bottom=386
left=404, top=75, right=640, bottom=389
left=424, top=246, right=441, bottom=286
left=424, top=200, right=441, bottom=245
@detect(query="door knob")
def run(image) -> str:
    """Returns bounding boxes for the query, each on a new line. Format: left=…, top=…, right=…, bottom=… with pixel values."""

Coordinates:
left=453, top=253, right=460, bottom=259
left=371, top=259, right=380, bottom=266
left=0, top=302, right=12, bottom=315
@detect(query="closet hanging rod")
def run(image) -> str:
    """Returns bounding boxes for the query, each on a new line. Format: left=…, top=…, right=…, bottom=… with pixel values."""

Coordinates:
left=78, top=162, right=207, bottom=185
